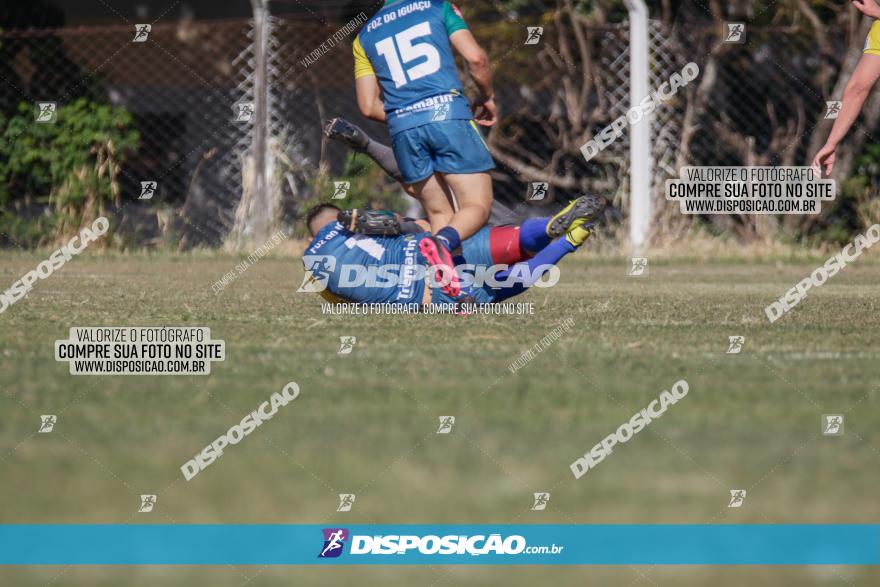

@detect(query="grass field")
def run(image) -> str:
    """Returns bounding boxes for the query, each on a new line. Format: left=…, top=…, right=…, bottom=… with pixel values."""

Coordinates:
left=1, top=248, right=879, bottom=586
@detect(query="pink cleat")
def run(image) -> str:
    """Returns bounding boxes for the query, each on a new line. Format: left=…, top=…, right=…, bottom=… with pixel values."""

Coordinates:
left=419, top=236, right=461, bottom=298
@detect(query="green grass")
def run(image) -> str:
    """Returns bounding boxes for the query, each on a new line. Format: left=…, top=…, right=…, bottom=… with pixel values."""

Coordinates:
left=1, top=250, right=879, bottom=586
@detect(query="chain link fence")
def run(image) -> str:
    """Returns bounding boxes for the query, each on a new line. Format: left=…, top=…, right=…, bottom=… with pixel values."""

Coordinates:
left=0, top=20, right=258, bottom=246
left=0, top=6, right=871, bottom=248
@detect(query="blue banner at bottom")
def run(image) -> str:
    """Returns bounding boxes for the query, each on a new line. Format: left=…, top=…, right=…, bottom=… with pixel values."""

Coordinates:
left=0, top=525, right=877, bottom=565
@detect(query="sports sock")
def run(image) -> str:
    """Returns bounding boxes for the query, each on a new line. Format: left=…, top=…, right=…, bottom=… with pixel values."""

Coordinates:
left=492, top=238, right=575, bottom=301
left=436, top=226, right=461, bottom=252
left=364, top=140, right=404, bottom=183
left=519, top=217, right=552, bottom=253
left=487, top=226, right=523, bottom=264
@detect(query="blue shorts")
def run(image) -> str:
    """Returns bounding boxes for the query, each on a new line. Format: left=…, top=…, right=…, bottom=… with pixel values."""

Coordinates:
left=430, top=227, right=496, bottom=305
left=392, top=119, right=495, bottom=185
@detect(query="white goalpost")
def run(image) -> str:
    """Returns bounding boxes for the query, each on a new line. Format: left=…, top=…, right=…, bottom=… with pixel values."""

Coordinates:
left=624, top=0, right=653, bottom=252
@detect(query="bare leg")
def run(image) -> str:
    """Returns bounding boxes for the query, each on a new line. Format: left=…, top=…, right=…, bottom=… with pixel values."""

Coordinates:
left=439, top=172, right=493, bottom=242
left=410, top=174, right=455, bottom=232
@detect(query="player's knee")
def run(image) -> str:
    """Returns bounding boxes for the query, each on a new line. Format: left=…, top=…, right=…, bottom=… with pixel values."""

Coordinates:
left=477, top=203, right=491, bottom=225
left=424, top=203, right=453, bottom=224
left=463, top=200, right=491, bottom=224
left=432, top=215, right=454, bottom=231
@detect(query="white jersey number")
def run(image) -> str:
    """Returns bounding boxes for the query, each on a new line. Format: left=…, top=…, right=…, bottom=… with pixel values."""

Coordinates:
left=374, top=22, right=441, bottom=88
left=344, top=234, right=386, bottom=261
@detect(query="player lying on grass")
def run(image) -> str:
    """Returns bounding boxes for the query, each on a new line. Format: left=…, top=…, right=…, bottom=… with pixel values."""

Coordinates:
left=302, top=196, right=605, bottom=307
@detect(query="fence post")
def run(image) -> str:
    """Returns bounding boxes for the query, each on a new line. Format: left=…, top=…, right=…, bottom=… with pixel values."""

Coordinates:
left=250, top=0, right=270, bottom=244
left=624, top=0, right=652, bottom=253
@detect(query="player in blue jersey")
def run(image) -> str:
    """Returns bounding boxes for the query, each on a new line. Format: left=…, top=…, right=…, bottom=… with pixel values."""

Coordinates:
left=302, top=206, right=431, bottom=305
left=353, top=0, right=497, bottom=298
left=324, top=115, right=518, bottom=227
left=301, top=196, right=605, bottom=307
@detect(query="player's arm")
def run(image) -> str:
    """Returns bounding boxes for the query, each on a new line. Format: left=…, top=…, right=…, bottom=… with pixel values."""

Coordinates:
left=353, top=37, right=387, bottom=122
left=355, top=76, right=386, bottom=123
left=813, top=18, right=880, bottom=174
left=445, top=3, right=496, bottom=126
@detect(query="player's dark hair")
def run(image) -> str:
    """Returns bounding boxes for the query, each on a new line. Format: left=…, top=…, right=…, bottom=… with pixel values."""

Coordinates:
left=305, top=203, right=340, bottom=231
